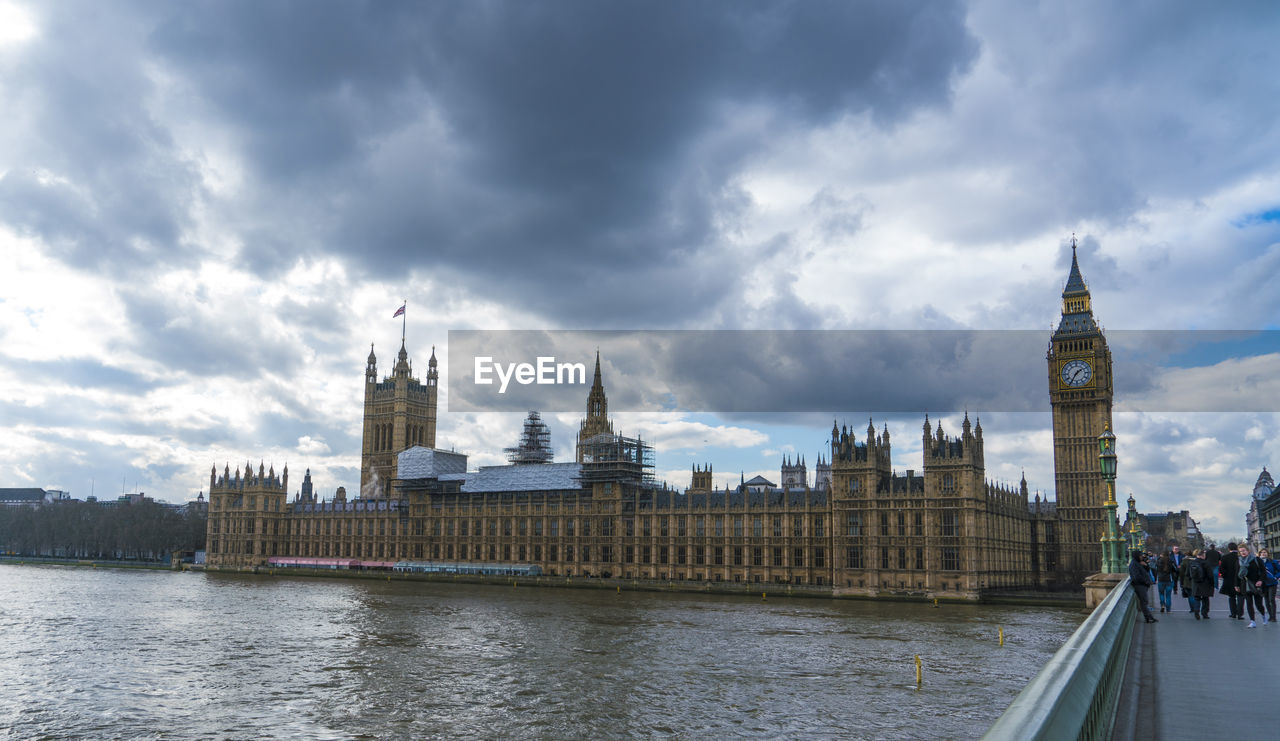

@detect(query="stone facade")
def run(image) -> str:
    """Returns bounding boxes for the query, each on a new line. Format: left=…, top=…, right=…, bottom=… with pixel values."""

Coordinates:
left=1047, top=242, right=1114, bottom=586
left=205, top=462, right=289, bottom=569
left=360, top=341, right=438, bottom=498
left=206, top=247, right=1119, bottom=595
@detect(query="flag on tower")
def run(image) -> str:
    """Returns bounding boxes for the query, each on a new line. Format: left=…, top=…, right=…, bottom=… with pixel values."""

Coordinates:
left=393, top=304, right=405, bottom=318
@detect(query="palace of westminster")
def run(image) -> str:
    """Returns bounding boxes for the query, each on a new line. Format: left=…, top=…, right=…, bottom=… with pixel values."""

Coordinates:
left=206, top=249, right=1115, bottom=597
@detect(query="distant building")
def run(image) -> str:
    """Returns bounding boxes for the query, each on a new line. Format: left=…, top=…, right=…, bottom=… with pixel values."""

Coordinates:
left=203, top=247, right=1129, bottom=595
left=0, top=488, right=46, bottom=507
left=1247, top=467, right=1274, bottom=551
left=1252, top=468, right=1280, bottom=553
left=1129, top=510, right=1205, bottom=554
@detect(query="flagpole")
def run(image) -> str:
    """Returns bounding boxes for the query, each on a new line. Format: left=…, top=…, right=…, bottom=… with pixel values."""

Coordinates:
left=402, top=299, right=406, bottom=345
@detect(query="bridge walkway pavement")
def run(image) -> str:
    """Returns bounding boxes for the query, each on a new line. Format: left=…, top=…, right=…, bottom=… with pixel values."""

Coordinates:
left=1112, top=594, right=1278, bottom=739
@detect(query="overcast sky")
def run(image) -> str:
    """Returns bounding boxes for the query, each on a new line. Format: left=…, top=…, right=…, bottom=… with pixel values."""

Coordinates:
left=1, top=1, right=1277, bottom=544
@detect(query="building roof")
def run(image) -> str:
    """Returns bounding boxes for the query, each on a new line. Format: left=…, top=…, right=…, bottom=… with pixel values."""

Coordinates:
left=744, top=475, right=776, bottom=487
left=397, top=447, right=468, bottom=479
left=442, top=462, right=584, bottom=493
left=1063, top=246, right=1088, bottom=296
left=0, top=488, right=46, bottom=503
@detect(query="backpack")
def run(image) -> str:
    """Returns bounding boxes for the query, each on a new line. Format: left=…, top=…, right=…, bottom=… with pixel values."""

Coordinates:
left=1190, top=560, right=1206, bottom=584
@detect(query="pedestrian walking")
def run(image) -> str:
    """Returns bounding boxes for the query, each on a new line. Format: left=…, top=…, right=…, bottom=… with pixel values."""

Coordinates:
left=1237, top=544, right=1266, bottom=628
left=1206, top=544, right=1222, bottom=589
left=1156, top=551, right=1176, bottom=613
left=1260, top=548, right=1279, bottom=624
left=1220, top=542, right=1242, bottom=619
left=1130, top=550, right=1157, bottom=623
left=1187, top=549, right=1213, bottom=619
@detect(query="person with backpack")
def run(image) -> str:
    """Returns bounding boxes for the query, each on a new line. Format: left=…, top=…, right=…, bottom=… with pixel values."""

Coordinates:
left=1183, top=549, right=1213, bottom=619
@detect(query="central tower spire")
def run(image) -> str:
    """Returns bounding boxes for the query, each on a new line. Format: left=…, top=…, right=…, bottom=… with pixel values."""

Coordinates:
left=576, top=350, right=614, bottom=462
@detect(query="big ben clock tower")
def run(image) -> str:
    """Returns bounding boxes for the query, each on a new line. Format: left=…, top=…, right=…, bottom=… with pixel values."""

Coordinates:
left=1048, top=239, right=1114, bottom=587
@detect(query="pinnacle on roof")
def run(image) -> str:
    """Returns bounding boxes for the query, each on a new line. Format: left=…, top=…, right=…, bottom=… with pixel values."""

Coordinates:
left=1063, top=237, right=1088, bottom=296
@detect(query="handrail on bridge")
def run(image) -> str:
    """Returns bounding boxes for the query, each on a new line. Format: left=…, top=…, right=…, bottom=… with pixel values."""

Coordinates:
left=984, top=578, right=1136, bottom=741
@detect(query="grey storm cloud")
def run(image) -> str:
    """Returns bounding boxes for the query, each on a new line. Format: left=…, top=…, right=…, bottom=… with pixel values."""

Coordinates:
left=0, top=4, right=201, bottom=273
left=130, top=0, right=979, bottom=325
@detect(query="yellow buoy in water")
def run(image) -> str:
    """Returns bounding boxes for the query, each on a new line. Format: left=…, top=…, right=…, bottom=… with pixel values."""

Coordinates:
left=915, top=655, right=923, bottom=687
left=933, top=598, right=938, bottom=608
left=999, top=626, right=1005, bottom=646
left=762, top=592, right=767, bottom=602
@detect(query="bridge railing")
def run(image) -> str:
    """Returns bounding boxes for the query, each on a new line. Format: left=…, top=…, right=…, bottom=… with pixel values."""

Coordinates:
left=983, top=578, right=1135, bottom=741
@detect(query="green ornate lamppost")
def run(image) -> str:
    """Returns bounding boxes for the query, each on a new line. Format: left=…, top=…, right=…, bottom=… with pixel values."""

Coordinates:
left=1098, top=425, right=1124, bottom=574
left=1126, top=494, right=1142, bottom=553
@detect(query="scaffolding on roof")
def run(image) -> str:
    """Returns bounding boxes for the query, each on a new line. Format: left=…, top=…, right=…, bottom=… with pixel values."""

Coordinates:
left=504, top=411, right=554, bottom=465
left=577, top=432, right=655, bottom=485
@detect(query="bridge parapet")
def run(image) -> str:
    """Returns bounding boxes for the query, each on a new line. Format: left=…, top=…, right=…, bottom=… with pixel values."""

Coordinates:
left=984, top=579, right=1135, bottom=741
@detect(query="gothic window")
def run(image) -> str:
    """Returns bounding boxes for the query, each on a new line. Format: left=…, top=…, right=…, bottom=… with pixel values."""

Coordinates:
left=942, top=547, right=960, bottom=571
left=814, top=516, right=824, bottom=538
left=943, top=474, right=955, bottom=493
left=941, top=511, right=958, bottom=537
left=846, top=546, right=863, bottom=569
left=846, top=513, right=862, bottom=537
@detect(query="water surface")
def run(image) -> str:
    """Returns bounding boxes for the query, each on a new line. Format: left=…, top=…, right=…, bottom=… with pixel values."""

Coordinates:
left=0, top=565, right=1082, bottom=739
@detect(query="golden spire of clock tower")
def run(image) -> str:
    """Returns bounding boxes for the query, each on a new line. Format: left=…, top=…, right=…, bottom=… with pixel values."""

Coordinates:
left=1056, top=236, right=1097, bottom=336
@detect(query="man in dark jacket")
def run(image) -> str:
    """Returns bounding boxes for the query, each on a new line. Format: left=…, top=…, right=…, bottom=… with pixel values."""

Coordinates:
left=1220, top=543, right=1241, bottom=619
left=1129, top=550, right=1157, bottom=623
left=1206, top=545, right=1222, bottom=588
left=1171, top=544, right=1194, bottom=613
left=1183, top=549, right=1213, bottom=619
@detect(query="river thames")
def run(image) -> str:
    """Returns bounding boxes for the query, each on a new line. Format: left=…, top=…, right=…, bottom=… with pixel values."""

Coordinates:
left=0, top=564, right=1082, bottom=739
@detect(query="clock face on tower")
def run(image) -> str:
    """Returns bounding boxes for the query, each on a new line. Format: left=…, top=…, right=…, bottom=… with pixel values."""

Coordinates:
left=1060, top=358, right=1093, bottom=387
